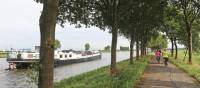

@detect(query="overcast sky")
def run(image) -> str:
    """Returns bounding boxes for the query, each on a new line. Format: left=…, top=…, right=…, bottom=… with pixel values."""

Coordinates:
left=0, top=0, right=129, bottom=50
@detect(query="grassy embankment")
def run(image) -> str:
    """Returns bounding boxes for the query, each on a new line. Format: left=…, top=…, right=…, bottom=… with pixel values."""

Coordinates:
left=54, top=56, right=149, bottom=88
left=170, top=50, right=200, bottom=82
left=0, top=52, right=7, bottom=58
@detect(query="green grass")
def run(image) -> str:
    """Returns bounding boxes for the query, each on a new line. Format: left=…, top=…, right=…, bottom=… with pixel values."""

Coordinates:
left=54, top=57, right=149, bottom=88
left=170, top=50, right=200, bottom=82
left=0, top=53, right=7, bottom=58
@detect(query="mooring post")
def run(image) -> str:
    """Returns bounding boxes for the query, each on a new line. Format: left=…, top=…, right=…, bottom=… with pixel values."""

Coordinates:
left=8, top=63, right=16, bottom=70
left=8, top=63, right=11, bottom=69
left=13, top=63, right=16, bottom=69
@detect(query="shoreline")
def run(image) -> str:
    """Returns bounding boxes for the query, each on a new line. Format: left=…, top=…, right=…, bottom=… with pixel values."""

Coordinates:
left=54, top=56, right=149, bottom=88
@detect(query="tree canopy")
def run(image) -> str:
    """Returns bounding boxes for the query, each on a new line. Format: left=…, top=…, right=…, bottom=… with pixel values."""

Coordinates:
left=84, top=43, right=90, bottom=51
left=148, top=34, right=168, bottom=50
left=34, top=0, right=200, bottom=87
left=104, top=45, right=111, bottom=51
left=54, top=39, right=61, bottom=50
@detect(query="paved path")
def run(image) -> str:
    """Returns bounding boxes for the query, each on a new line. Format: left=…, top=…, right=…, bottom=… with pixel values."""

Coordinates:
left=135, top=59, right=200, bottom=88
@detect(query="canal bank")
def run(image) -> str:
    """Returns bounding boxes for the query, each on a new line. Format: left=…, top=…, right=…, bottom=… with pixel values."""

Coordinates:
left=54, top=56, right=149, bottom=88
left=0, top=53, right=6, bottom=58
left=0, top=51, right=131, bottom=88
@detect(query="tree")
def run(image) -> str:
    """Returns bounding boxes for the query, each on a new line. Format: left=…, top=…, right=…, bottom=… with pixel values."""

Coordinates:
left=35, top=0, right=59, bottom=88
left=162, top=3, right=181, bottom=58
left=148, top=34, right=168, bottom=50
left=57, top=0, right=166, bottom=75
left=84, top=43, right=90, bottom=51
left=119, top=0, right=167, bottom=60
left=57, top=0, right=135, bottom=75
left=170, top=0, right=200, bottom=64
left=54, top=39, right=61, bottom=50
left=104, top=45, right=111, bottom=51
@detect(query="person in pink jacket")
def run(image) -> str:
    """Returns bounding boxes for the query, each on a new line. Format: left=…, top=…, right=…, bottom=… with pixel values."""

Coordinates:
left=155, top=50, right=161, bottom=63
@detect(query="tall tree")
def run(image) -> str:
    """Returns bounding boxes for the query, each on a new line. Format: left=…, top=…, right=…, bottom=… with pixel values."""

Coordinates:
left=162, top=3, right=182, bottom=59
left=36, top=0, right=59, bottom=88
left=57, top=0, right=135, bottom=75
left=170, top=0, right=200, bottom=64
left=119, top=0, right=166, bottom=61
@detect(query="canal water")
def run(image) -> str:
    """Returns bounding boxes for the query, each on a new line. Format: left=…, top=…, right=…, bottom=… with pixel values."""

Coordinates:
left=0, top=51, right=132, bottom=88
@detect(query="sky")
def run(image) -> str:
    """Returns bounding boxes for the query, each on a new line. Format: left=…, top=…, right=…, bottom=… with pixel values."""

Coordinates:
left=0, top=0, right=130, bottom=50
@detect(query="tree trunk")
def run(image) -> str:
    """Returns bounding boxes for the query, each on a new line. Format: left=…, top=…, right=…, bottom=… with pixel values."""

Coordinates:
left=136, top=34, right=139, bottom=60
left=183, top=48, right=188, bottom=61
left=140, top=36, right=144, bottom=57
left=38, top=0, right=58, bottom=88
left=141, top=31, right=147, bottom=56
left=110, top=25, right=118, bottom=75
left=144, top=31, right=148, bottom=55
left=170, top=37, right=174, bottom=57
left=174, top=37, right=178, bottom=59
left=129, top=35, right=134, bottom=64
left=142, top=40, right=146, bottom=56
left=110, top=0, right=118, bottom=75
left=188, top=28, right=192, bottom=64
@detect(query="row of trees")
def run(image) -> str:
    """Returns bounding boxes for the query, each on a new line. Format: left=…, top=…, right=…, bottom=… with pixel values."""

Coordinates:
left=162, top=0, right=200, bottom=62
left=34, top=0, right=200, bottom=88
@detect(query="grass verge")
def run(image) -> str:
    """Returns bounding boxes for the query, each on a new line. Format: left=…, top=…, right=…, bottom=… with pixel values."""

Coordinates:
left=0, top=53, right=7, bottom=58
left=54, top=56, right=149, bottom=88
left=169, top=51, right=200, bottom=82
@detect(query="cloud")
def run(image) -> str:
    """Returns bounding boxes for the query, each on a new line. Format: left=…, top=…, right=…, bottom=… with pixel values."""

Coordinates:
left=0, top=0, right=129, bottom=50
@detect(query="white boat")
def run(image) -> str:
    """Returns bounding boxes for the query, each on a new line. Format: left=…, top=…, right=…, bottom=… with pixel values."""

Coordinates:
left=7, top=49, right=101, bottom=69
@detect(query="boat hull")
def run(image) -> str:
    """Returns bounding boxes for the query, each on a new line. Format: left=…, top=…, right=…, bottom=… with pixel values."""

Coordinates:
left=7, top=54, right=101, bottom=69
left=54, top=54, right=101, bottom=67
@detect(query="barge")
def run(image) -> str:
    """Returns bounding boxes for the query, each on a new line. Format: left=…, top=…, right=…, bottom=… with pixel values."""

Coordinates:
left=7, top=49, right=101, bottom=69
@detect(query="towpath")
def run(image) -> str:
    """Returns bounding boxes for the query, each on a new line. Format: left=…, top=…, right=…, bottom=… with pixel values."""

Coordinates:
left=135, top=59, right=200, bottom=88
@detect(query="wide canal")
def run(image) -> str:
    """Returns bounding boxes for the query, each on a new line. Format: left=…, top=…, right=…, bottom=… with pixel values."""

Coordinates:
left=0, top=51, right=131, bottom=88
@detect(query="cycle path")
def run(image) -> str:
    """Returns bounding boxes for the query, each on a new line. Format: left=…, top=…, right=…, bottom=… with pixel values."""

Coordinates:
left=135, top=60, right=200, bottom=88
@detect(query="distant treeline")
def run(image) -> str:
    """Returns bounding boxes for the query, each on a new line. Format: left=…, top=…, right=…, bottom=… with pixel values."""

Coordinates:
left=100, top=46, right=130, bottom=52
left=120, top=46, right=129, bottom=51
left=0, top=51, right=7, bottom=58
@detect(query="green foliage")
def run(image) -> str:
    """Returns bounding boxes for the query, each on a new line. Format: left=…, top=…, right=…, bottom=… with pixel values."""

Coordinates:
left=163, top=3, right=181, bottom=38
left=84, top=43, right=90, bottom=51
left=0, top=52, right=7, bottom=58
left=34, top=0, right=43, bottom=3
left=118, top=0, right=167, bottom=54
left=192, top=32, right=200, bottom=52
left=120, top=46, right=129, bottom=51
left=54, top=57, right=149, bottom=88
left=163, top=1, right=200, bottom=53
left=176, top=21, right=200, bottom=52
left=148, top=34, right=168, bottom=50
left=104, top=45, right=111, bottom=51
left=26, top=62, right=39, bottom=86
left=54, top=39, right=61, bottom=50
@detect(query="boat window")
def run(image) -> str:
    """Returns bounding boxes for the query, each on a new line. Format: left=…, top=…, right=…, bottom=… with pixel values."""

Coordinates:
left=60, top=55, right=62, bottom=58
left=69, top=54, right=72, bottom=57
left=27, top=54, right=33, bottom=58
left=65, top=55, right=67, bottom=58
left=17, top=54, right=22, bottom=59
